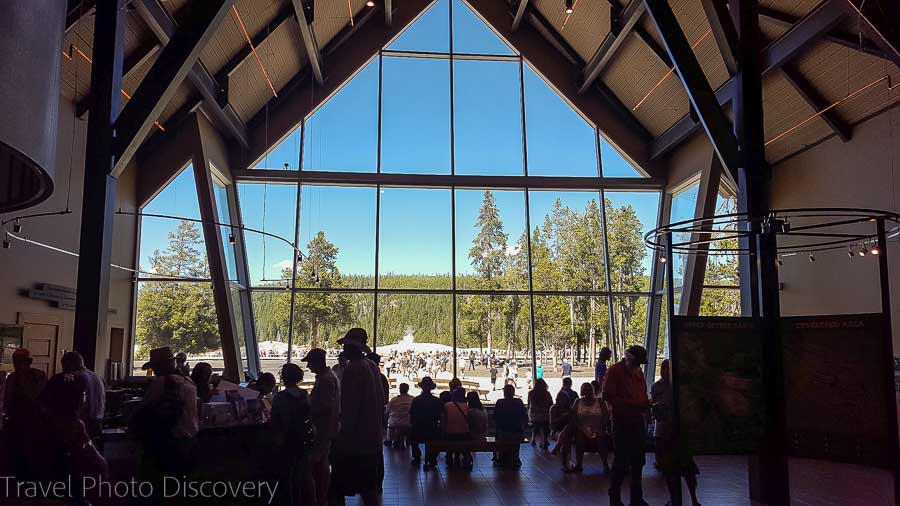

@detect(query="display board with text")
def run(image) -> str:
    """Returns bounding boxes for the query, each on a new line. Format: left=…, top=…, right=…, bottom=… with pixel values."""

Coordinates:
left=672, top=316, right=764, bottom=454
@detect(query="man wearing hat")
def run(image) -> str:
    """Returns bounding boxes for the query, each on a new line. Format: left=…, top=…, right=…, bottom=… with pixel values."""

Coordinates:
left=134, top=347, right=199, bottom=485
left=302, top=348, right=340, bottom=506
left=408, top=376, right=442, bottom=468
left=1, top=348, right=48, bottom=479
left=602, top=345, right=652, bottom=506
left=329, top=328, right=386, bottom=505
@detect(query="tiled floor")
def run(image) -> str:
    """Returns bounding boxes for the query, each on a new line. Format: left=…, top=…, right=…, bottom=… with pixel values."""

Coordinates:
left=347, top=444, right=894, bottom=506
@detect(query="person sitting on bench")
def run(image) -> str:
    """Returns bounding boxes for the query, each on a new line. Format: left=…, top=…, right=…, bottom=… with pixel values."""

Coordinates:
left=410, top=377, right=442, bottom=469
left=441, top=387, right=471, bottom=469
left=493, top=384, right=527, bottom=468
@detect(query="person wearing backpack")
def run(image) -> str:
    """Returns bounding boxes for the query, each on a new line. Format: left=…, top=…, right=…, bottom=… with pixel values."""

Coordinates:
left=132, top=347, right=198, bottom=500
left=269, top=363, right=314, bottom=506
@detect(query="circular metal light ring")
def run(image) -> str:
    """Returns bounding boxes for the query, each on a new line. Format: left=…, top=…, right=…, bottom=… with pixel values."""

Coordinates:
left=645, top=207, right=900, bottom=255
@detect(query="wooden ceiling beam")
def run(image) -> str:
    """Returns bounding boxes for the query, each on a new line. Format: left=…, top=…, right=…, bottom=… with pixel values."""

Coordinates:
left=701, top=0, right=738, bottom=75
left=75, top=39, right=162, bottom=118
left=66, top=0, right=97, bottom=34
left=652, top=0, right=849, bottom=160
left=512, top=0, right=530, bottom=32
left=112, top=0, right=234, bottom=176
left=133, top=0, right=248, bottom=149
left=781, top=65, right=851, bottom=142
left=758, top=5, right=884, bottom=59
left=835, top=0, right=900, bottom=70
left=217, top=5, right=295, bottom=83
left=290, top=0, right=325, bottom=85
left=578, top=0, right=644, bottom=94
left=644, top=0, right=740, bottom=183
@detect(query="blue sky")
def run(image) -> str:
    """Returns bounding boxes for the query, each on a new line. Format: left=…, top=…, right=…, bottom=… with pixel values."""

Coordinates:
left=139, top=0, right=656, bottom=284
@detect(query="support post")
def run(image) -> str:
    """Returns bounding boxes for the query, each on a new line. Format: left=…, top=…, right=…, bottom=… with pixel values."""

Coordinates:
left=875, top=218, right=900, bottom=504
left=664, top=232, right=683, bottom=505
left=645, top=192, right=671, bottom=386
left=732, top=1, right=790, bottom=503
left=679, top=153, right=723, bottom=316
left=73, top=0, right=125, bottom=371
left=190, top=115, right=242, bottom=382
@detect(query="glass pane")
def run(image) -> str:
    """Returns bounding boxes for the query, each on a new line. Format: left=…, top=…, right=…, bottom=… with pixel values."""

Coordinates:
left=376, top=293, right=453, bottom=379
left=654, top=292, right=667, bottom=382
left=140, top=166, right=207, bottom=277
left=600, top=137, right=645, bottom=177
left=378, top=188, right=452, bottom=289
left=252, top=289, right=292, bottom=350
left=293, top=292, right=375, bottom=350
left=453, top=60, right=523, bottom=176
left=237, top=183, right=298, bottom=287
left=303, top=58, right=378, bottom=172
left=381, top=57, right=451, bottom=174
left=669, top=183, right=699, bottom=310
left=253, top=127, right=300, bottom=170
left=455, top=189, right=527, bottom=290
left=523, top=65, right=597, bottom=177
left=604, top=191, right=660, bottom=293
left=699, top=288, right=741, bottom=316
left=134, top=281, right=217, bottom=375
left=451, top=0, right=515, bottom=55
left=299, top=185, right=376, bottom=288
left=534, top=295, right=611, bottom=393
left=213, top=179, right=238, bottom=282
left=528, top=190, right=606, bottom=292
left=457, top=294, right=532, bottom=400
left=705, top=192, right=740, bottom=289
left=387, top=0, right=449, bottom=53
left=611, top=296, right=649, bottom=352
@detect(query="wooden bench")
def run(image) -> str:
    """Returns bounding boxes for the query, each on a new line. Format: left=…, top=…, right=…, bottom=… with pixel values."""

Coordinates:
left=425, top=436, right=526, bottom=455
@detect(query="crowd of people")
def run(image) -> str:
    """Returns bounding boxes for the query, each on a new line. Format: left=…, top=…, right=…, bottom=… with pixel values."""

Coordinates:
left=0, top=331, right=699, bottom=506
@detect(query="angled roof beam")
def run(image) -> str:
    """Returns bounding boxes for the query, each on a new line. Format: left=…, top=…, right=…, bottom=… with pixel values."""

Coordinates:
left=781, top=65, right=851, bottom=141
left=112, top=0, right=234, bottom=176
left=701, top=0, right=738, bottom=75
left=472, top=0, right=660, bottom=175
left=291, top=0, right=325, bottom=85
left=644, top=0, right=739, bottom=183
left=237, top=1, right=422, bottom=168
left=385, top=0, right=393, bottom=27
left=512, top=0, right=530, bottom=32
left=217, top=5, right=294, bottom=83
left=66, top=0, right=97, bottom=33
left=578, top=0, right=645, bottom=94
left=835, top=0, right=900, bottom=69
left=75, top=39, right=162, bottom=118
left=758, top=5, right=883, bottom=59
left=761, top=0, right=844, bottom=74
left=652, top=1, right=847, bottom=160
left=134, top=0, right=248, bottom=150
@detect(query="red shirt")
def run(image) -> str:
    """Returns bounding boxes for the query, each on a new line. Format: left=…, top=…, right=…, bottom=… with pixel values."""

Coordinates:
left=601, top=362, right=649, bottom=422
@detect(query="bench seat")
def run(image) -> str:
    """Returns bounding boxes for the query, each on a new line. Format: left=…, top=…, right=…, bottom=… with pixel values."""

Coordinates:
left=426, top=436, right=526, bottom=453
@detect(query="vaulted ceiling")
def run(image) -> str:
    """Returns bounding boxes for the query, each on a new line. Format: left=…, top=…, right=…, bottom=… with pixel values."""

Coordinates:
left=62, top=0, right=900, bottom=180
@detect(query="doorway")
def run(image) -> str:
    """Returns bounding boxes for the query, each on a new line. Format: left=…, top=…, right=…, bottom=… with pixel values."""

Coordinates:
left=16, top=312, right=62, bottom=376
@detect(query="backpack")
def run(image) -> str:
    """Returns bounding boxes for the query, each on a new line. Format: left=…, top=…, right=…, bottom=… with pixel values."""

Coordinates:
left=131, top=375, right=184, bottom=442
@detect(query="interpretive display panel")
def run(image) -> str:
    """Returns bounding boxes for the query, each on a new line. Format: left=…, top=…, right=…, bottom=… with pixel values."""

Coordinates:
left=672, top=316, right=764, bottom=454
left=782, top=314, right=894, bottom=467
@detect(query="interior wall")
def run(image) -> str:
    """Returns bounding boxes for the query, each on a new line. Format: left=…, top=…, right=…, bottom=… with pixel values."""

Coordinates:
left=666, top=132, right=714, bottom=190
left=0, top=98, right=138, bottom=375
left=770, top=107, right=900, bottom=348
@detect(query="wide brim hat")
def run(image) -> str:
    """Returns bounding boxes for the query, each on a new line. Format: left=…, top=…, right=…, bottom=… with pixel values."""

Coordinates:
left=418, top=376, right=437, bottom=390
left=301, top=348, right=327, bottom=365
left=142, top=346, right=175, bottom=370
left=337, top=327, right=372, bottom=354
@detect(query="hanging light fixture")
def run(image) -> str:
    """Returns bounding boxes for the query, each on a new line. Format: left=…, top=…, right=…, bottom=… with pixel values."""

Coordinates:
left=12, top=219, right=21, bottom=234
left=871, top=243, right=880, bottom=255
left=776, top=257, right=783, bottom=266
left=366, top=0, right=375, bottom=6
left=228, top=233, right=235, bottom=245
left=859, top=245, right=868, bottom=256
left=848, top=246, right=855, bottom=258
left=808, top=252, right=816, bottom=263
left=564, top=0, right=574, bottom=14
left=658, top=253, right=667, bottom=263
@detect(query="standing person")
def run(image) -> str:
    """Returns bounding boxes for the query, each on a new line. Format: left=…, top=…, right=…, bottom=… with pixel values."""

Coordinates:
left=652, top=359, right=701, bottom=506
left=59, top=352, right=106, bottom=445
left=493, top=384, right=527, bottom=468
left=386, top=383, right=414, bottom=448
left=0, top=348, right=48, bottom=480
left=331, top=328, right=386, bottom=506
left=269, top=363, right=313, bottom=506
left=569, top=382, right=611, bottom=474
left=302, top=348, right=340, bottom=506
left=132, top=347, right=199, bottom=502
left=175, top=352, right=190, bottom=376
left=367, top=352, right=390, bottom=408
left=559, top=376, right=579, bottom=406
left=332, top=351, right=349, bottom=383
left=190, top=362, right=216, bottom=404
left=409, top=377, right=442, bottom=469
left=468, top=353, right=476, bottom=372
left=561, top=358, right=573, bottom=379
left=535, top=362, right=544, bottom=381
left=527, top=379, right=553, bottom=449
left=603, top=345, right=651, bottom=506
left=595, top=347, right=613, bottom=385
left=490, top=364, right=498, bottom=391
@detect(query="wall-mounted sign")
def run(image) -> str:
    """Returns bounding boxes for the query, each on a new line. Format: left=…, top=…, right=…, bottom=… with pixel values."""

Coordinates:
left=22, top=283, right=116, bottom=314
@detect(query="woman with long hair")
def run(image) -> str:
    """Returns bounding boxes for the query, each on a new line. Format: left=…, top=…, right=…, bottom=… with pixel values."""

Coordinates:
left=527, top=378, right=553, bottom=449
